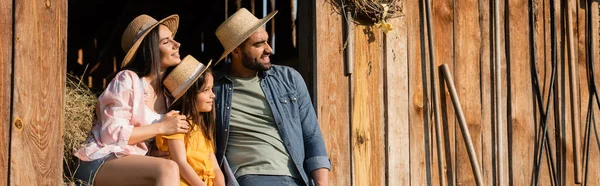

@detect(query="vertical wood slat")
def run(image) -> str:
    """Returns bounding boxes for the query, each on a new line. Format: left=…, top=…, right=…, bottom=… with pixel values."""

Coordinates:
left=0, top=0, right=12, bottom=184
left=351, top=25, right=385, bottom=186
left=407, top=0, right=427, bottom=184
left=477, top=0, right=495, bottom=185
left=585, top=1, right=600, bottom=184
left=454, top=0, right=483, bottom=184
left=506, top=0, right=536, bottom=185
left=384, top=0, right=410, bottom=185
left=11, top=0, right=66, bottom=184
left=315, top=1, right=351, bottom=185
left=431, top=0, right=455, bottom=184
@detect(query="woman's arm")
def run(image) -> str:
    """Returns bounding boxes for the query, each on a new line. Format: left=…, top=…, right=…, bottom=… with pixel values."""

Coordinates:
left=210, top=153, right=225, bottom=186
left=129, top=111, right=189, bottom=145
left=168, top=139, right=207, bottom=186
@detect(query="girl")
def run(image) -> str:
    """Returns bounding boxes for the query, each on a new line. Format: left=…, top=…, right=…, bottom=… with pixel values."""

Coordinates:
left=73, top=14, right=190, bottom=185
left=157, top=55, right=225, bottom=186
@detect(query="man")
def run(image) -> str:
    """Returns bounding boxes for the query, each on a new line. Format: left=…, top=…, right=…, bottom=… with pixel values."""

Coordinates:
left=213, top=8, right=330, bottom=186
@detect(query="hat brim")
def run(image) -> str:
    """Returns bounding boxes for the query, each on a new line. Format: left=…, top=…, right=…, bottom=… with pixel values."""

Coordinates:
left=121, top=14, right=179, bottom=68
left=172, top=59, right=213, bottom=103
left=215, top=11, right=278, bottom=65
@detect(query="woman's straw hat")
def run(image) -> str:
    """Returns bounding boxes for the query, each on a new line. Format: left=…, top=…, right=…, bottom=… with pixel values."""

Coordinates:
left=121, top=14, right=179, bottom=68
left=163, top=55, right=212, bottom=102
left=215, top=8, right=277, bottom=64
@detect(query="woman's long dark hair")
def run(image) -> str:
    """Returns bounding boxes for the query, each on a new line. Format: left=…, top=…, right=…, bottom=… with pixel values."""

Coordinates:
left=112, top=25, right=166, bottom=95
left=169, top=69, right=215, bottom=143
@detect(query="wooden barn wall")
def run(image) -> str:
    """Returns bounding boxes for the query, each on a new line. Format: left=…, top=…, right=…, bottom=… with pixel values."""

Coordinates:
left=10, top=0, right=67, bottom=184
left=315, top=0, right=600, bottom=185
left=0, top=0, right=12, bottom=184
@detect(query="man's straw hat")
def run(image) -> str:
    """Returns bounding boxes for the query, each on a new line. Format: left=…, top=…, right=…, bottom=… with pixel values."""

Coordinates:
left=215, top=8, right=277, bottom=64
left=163, top=55, right=212, bottom=102
left=121, top=14, right=179, bottom=68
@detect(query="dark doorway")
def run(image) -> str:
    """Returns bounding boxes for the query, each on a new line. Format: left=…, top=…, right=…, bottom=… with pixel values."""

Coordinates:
left=67, top=0, right=315, bottom=98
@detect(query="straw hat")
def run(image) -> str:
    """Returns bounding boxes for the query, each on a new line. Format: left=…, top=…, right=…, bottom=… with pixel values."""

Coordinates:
left=164, top=55, right=212, bottom=102
left=215, top=8, right=277, bottom=64
left=121, top=14, right=179, bottom=68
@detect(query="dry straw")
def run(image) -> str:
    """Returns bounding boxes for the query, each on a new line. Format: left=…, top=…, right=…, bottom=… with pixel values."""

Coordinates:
left=63, top=74, right=96, bottom=185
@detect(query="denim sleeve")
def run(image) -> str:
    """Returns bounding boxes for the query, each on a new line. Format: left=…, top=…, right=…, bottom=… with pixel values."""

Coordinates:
left=291, top=70, right=332, bottom=172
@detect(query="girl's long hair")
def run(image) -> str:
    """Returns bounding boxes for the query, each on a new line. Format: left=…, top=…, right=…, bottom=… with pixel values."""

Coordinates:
left=169, top=69, right=215, bottom=142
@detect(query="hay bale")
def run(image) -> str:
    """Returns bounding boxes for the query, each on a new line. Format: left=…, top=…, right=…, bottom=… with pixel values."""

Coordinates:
left=63, top=74, right=96, bottom=184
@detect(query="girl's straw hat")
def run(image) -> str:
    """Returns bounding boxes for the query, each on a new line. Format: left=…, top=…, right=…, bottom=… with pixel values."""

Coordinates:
left=215, top=8, right=277, bottom=64
left=121, top=14, right=179, bottom=68
left=163, top=55, right=212, bottom=102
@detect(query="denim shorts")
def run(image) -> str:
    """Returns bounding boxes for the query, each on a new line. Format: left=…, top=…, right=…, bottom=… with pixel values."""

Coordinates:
left=72, top=154, right=114, bottom=185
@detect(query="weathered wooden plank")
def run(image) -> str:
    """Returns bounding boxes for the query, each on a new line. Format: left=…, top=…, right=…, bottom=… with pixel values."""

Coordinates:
left=506, top=0, right=536, bottom=185
left=10, top=0, right=66, bottom=184
left=384, top=0, right=410, bottom=185
left=351, top=24, right=385, bottom=186
left=454, top=0, right=483, bottom=184
left=431, top=0, right=454, bottom=184
left=531, top=0, right=557, bottom=184
left=315, top=1, right=351, bottom=185
left=586, top=1, right=600, bottom=184
left=0, top=0, right=12, bottom=184
left=407, top=0, right=428, bottom=184
left=476, top=0, right=494, bottom=185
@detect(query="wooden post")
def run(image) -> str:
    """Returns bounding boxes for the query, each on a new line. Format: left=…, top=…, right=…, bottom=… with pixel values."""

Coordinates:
left=0, top=0, right=12, bottom=184
left=10, top=0, right=66, bottom=184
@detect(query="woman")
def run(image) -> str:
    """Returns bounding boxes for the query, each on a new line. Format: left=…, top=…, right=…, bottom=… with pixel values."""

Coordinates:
left=73, top=14, right=189, bottom=185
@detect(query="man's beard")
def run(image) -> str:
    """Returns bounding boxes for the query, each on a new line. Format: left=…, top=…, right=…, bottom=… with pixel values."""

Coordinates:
left=241, top=53, right=271, bottom=72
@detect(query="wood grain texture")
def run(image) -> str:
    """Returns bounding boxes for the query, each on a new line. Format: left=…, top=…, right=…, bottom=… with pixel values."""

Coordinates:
left=384, top=0, right=410, bottom=184
left=477, top=0, right=495, bottom=185
left=315, top=1, right=351, bottom=185
left=506, top=0, right=536, bottom=185
left=431, top=0, right=454, bottom=184
left=0, top=0, right=12, bottom=184
left=10, top=0, right=66, bottom=184
left=407, top=0, right=428, bottom=184
left=454, top=0, right=483, bottom=184
left=351, top=24, right=385, bottom=186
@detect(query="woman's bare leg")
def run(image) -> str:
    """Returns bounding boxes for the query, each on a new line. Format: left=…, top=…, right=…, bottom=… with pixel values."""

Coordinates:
left=94, top=155, right=180, bottom=186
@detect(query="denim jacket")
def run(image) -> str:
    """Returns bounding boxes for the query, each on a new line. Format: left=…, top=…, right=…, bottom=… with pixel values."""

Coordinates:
left=213, top=64, right=331, bottom=185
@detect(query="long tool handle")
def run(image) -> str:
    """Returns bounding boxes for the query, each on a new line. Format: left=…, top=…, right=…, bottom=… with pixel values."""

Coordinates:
left=440, top=64, right=484, bottom=186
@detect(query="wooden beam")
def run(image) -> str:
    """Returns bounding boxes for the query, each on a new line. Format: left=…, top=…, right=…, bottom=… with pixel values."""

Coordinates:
left=0, top=0, right=12, bottom=184
left=11, top=0, right=66, bottom=184
left=315, top=0, right=351, bottom=185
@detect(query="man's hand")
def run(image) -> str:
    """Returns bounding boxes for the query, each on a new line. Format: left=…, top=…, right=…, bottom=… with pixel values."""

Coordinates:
left=311, top=168, right=329, bottom=186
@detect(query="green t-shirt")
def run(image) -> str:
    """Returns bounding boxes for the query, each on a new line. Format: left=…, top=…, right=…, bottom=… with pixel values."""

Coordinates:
left=225, top=75, right=299, bottom=178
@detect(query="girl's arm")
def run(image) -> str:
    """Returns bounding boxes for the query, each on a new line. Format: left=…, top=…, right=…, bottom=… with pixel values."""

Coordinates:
left=211, top=153, right=225, bottom=186
left=168, top=139, right=207, bottom=186
left=129, top=111, right=188, bottom=145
